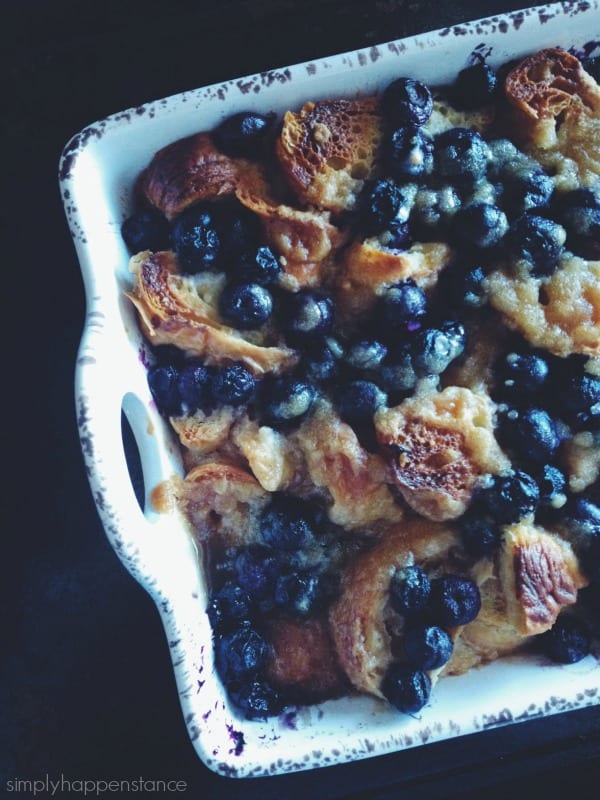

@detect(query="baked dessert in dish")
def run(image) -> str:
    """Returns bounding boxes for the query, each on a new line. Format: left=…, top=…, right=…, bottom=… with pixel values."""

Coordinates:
left=122, top=46, right=600, bottom=721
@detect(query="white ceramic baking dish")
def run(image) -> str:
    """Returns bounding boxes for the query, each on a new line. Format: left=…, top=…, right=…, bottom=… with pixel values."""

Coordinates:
left=61, top=0, right=600, bottom=779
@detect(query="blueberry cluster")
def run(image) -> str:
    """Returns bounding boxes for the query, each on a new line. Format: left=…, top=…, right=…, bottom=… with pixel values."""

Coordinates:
left=146, top=352, right=256, bottom=417
left=206, top=493, right=342, bottom=717
left=382, top=565, right=481, bottom=713
left=367, top=65, right=600, bottom=281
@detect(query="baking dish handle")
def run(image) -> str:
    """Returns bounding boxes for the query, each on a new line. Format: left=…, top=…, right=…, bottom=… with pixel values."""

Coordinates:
left=74, top=309, right=186, bottom=589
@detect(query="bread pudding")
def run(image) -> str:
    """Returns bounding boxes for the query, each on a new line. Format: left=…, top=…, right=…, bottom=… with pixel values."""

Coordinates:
left=122, top=47, right=600, bottom=721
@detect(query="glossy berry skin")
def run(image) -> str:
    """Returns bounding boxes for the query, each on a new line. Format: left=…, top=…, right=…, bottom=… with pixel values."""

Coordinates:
left=381, top=77, right=434, bottom=127
left=389, top=565, right=431, bottom=616
left=385, top=127, right=433, bottom=180
left=338, top=380, right=387, bottom=426
left=228, top=679, right=282, bottom=719
left=238, top=246, right=281, bottom=286
left=260, top=493, right=318, bottom=551
left=177, top=362, right=215, bottom=414
left=453, top=60, right=497, bottom=109
left=381, top=663, right=431, bottom=714
left=540, top=616, right=590, bottom=664
left=452, top=202, right=508, bottom=249
left=535, top=464, right=567, bottom=507
left=562, top=495, right=600, bottom=538
left=436, top=264, right=488, bottom=313
left=499, top=407, right=561, bottom=464
left=171, top=204, right=221, bottom=272
left=561, top=372, right=600, bottom=417
left=212, top=111, right=275, bottom=158
left=218, top=282, right=273, bottom=329
left=404, top=624, right=454, bottom=670
left=379, top=280, right=427, bottom=331
left=121, top=207, right=171, bottom=253
left=282, top=290, right=334, bottom=339
left=260, top=376, right=316, bottom=426
left=494, top=351, right=550, bottom=403
left=215, top=627, right=270, bottom=683
left=434, top=128, right=489, bottom=186
left=360, top=179, right=410, bottom=235
left=212, top=364, right=256, bottom=407
left=206, top=581, right=254, bottom=632
left=506, top=213, right=566, bottom=276
left=477, top=470, right=540, bottom=524
left=411, top=327, right=456, bottom=376
left=148, top=364, right=182, bottom=416
left=428, top=575, right=481, bottom=627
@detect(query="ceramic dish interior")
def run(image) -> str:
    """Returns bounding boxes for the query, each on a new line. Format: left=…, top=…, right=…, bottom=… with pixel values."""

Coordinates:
left=61, top=1, right=600, bottom=779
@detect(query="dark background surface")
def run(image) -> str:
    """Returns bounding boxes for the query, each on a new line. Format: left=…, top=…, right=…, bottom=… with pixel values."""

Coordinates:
left=3, top=1, right=600, bottom=797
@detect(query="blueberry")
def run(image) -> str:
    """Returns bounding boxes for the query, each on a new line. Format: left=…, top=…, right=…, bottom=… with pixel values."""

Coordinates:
left=535, top=464, right=567, bottom=507
left=212, top=111, right=276, bottom=158
left=561, top=495, right=600, bottom=538
left=477, top=470, right=540, bottom=524
left=218, top=282, right=273, bottom=329
left=121, top=207, right=171, bottom=253
left=237, top=245, right=282, bottom=285
left=379, top=280, right=427, bottom=332
left=506, top=213, right=566, bottom=276
left=260, top=493, right=318, bottom=551
left=561, top=372, right=600, bottom=417
left=212, top=364, right=256, bottom=407
left=148, top=364, right=181, bottom=416
left=434, top=128, right=490, bottom=186
left=261, top=376, right=316, bottom=426
left=381, top=77, right=434, bottom=127
left=498, top=407, right=561, bottom=464
left=404, top=624, right=454, bottom=670
left=228, top=679, right=282, bottom=719
left=453, top=60, right=497, bottom=109
left=234, top=545, right=280, bottom=602
left=389, top=565, right=431, bottom=615
left=459, top=514, right=502, bottom=556
left=410, top=185, right=461, bottom=239
left=381, top=663, right=431, bottom=714
left=177, top=362, right=215, bottom=414
left=384, top=127, right=434, bottom=180
left=215, top=627, right=270, bottom=683
left=411, top=327, right=455, bottom=376
left=282, top=290, right=334, bottom=340
left=435, top=264, right=488, bottom=313
left=379, top=347, right=418, bottom=395
left=428, top=575, right=481, bottom=627
left=213, top=199, right=262, bottom=264
left=206, top=581, right=254, bottom=632
left=338, top=380, right=387, bottom=426
left=554, top=188, right=600, bottom=258
left=502, top=165, right=554, bottom=218
left=274, top=570, right=331, bottom=617
left=540, top=615, right=590, bottom=664
left=360, top=179, right=412, bottom=236
left=439, top=320, right=467, bottom=360
left=344, top=339, right=388, bottom=372
left=171, top=204, right=221, bottom=272
left=297, top=338, right=340, bottom=385
left=452, top=202, right=508, bottom=249
left=494, top=351, right=550, bottom=403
